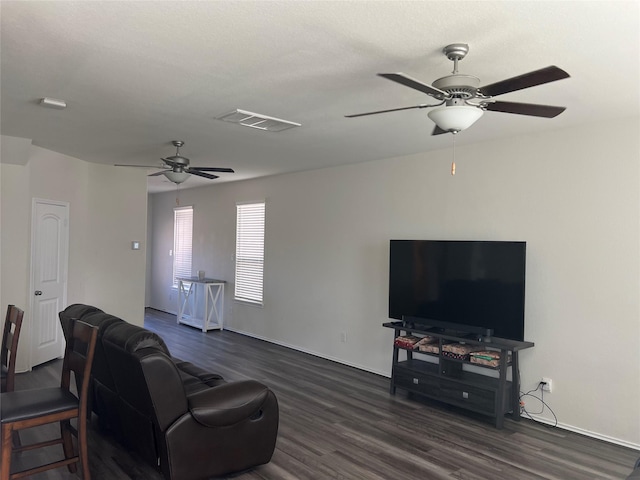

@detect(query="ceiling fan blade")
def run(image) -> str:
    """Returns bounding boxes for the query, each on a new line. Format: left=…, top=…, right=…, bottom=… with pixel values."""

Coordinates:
left=148, top=170, right=170, bottom=177
left=479, top=66, right=570, bottom=97
left=485, top=101, right=566, bottom=118
left=379, top=73, right=448, bottom=98
left=115, top=164, right=164, bottom=169
left=189, top=170, right=218, bottom=180
left=189, top=167, right=235, bottom=173
left=346, top=104, right=433, bottom=118
left=431, top=125, right=448, bottom=136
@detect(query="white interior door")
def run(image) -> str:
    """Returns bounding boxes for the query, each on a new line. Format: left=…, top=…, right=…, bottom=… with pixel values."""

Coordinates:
left=30, top=199, right=69, bottom=367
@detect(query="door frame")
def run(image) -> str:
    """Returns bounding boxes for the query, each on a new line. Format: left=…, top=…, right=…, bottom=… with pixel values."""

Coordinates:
left=29, top=198, right=70, bottom=370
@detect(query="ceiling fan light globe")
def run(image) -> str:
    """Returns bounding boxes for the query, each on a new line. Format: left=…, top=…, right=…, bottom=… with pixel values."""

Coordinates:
left=427, top=105, right=483, bottom=133
left=164, top=171, right=190, bottom=184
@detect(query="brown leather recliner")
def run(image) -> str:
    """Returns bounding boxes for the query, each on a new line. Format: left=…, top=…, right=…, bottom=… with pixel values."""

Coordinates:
left=59, top=304, right=279, bottom=480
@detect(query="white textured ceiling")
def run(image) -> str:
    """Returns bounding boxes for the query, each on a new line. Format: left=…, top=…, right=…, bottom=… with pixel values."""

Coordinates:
left=1, top=1, right=639, bottom=193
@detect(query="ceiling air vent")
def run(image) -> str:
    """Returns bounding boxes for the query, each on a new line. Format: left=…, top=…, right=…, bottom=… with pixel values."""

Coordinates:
left=216, top=109, right=301, bottom=132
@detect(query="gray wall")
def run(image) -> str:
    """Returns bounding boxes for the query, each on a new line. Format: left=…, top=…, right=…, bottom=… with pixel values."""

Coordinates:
left=148, top=119, right=640, bottom=447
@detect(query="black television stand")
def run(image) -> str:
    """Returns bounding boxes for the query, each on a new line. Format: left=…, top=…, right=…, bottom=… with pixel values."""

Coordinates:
left=384, top=321, right=534, bottom=429
left=406, top=324, right=488, bottom=342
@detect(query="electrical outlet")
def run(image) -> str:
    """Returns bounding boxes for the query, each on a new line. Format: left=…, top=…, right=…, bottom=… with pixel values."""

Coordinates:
left=541, top=377, right=552, bottom=393
left=340, top=332, right=347, bottom=343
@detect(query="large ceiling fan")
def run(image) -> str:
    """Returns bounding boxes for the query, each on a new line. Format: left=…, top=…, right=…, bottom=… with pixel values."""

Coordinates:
left=116, top=140, right=234, bottom=184
left=346, top=43, right=570, bottom=135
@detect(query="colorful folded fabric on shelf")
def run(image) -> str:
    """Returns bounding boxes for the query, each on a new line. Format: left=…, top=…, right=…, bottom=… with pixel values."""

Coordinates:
left=469, top=350, right=511, bottom=367
left=414, top=336, right=437, bottom=347
left=418, top=339, right=453, bottom=354
left=441, top=343, right=484, bottom=361
left=394, top=335, right=421, bottom=349
left=418, top=343, right=440, bottom=354
left=442, top=343, right=484, bottom=355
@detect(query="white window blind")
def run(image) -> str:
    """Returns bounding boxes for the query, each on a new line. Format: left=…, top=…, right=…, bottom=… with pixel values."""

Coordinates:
left=235, top=202, right=265, bottom=305
left=173, top=206, right=193, bottom=285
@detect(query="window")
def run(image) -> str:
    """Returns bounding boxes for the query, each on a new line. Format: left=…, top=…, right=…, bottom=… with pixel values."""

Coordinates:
left=235, top=202, right=265, bottom=305
left=173, top=206, right=193, bottom=286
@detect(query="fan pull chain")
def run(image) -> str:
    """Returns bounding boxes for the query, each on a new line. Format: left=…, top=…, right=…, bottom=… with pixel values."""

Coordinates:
left=175, top=183, right=181, bottom=206
left=451, top=131, right=457, bottom=175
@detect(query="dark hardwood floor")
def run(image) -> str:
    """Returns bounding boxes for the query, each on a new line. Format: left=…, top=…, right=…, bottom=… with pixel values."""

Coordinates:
left=6, top=308, right=638, bottom=479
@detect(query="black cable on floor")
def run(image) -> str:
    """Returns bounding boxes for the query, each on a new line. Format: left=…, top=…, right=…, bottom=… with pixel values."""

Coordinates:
left=519, top=382, right=558, bottom=428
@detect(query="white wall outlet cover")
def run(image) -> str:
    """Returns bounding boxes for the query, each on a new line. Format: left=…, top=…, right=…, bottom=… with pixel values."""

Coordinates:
left=131, top=241, right=141, bottom=250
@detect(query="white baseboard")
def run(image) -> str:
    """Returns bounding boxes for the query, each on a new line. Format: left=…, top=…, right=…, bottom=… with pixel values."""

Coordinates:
left=525, top=414, right=640, bottom=451
left=224, top=326, right=389, bottom=378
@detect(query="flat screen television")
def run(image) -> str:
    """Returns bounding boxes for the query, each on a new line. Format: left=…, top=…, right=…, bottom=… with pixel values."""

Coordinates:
left=389, top=240, right=526, bottom=341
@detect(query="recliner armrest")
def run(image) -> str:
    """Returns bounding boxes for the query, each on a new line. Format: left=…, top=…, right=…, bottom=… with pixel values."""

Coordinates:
left=188, top=380, right=271, bottom=427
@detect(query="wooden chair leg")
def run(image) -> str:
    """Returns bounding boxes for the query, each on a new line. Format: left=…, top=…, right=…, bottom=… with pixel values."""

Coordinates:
left=78, top=419, right=91, bottom=480
left=1, top=423, right=13, bottom=480
left=60, top=420, right=77, bottom=474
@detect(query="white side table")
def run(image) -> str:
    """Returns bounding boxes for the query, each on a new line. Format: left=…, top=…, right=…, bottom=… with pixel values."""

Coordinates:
left=176, top=277, right=226, bottom=332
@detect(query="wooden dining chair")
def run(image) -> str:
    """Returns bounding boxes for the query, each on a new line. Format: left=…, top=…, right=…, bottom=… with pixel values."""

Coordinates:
left=0, top=319, right=98, bottom=480
left=1, top=305, right=24, bottom=393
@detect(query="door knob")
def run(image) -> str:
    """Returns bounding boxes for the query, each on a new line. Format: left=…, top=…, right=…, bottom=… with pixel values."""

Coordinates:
left=34, top=290, right=43, bottom=296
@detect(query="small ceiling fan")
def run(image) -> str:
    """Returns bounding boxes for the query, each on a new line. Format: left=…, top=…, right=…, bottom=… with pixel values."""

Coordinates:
left=116, top=140, right=234, bottom=184
left=346, top=43, right=570, bottom=135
